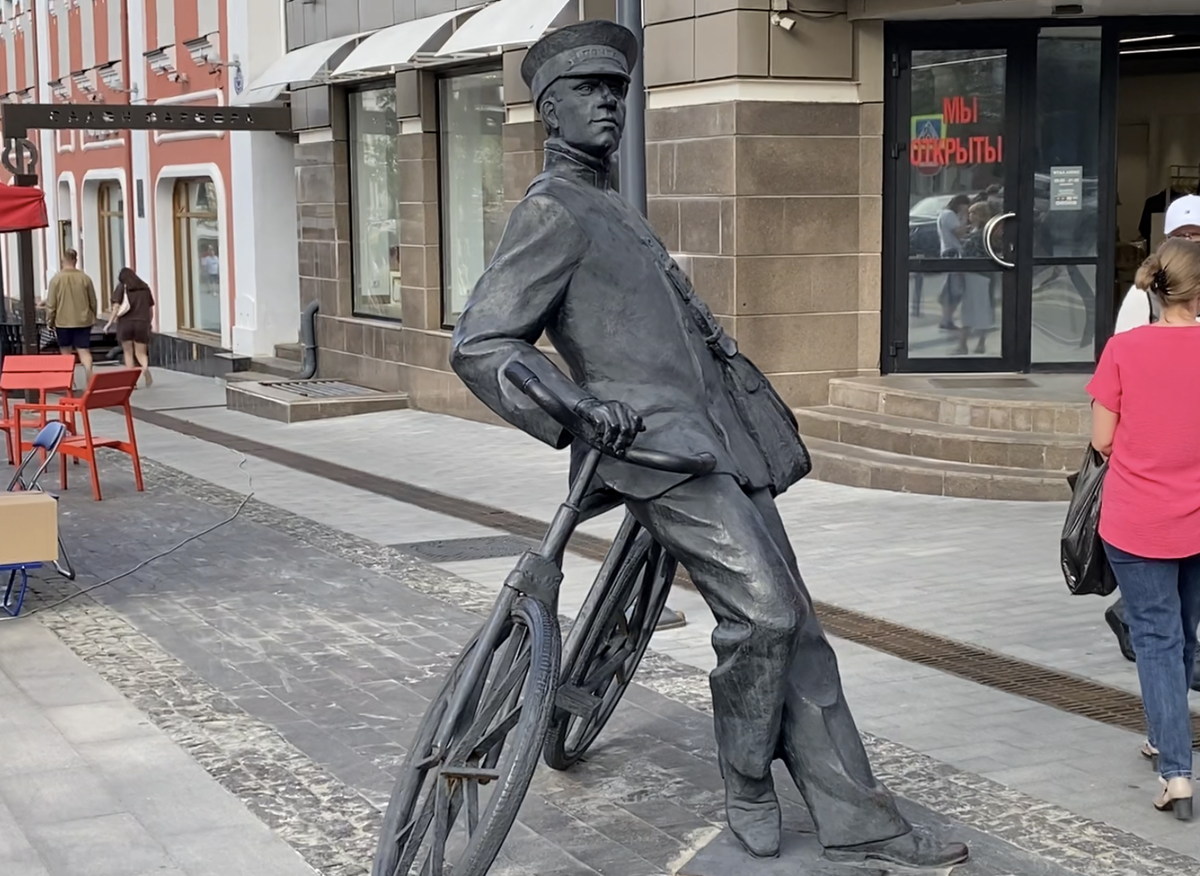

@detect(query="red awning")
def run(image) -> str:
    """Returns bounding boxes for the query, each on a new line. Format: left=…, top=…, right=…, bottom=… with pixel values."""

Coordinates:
left=0, top=184, right=47, bottom=233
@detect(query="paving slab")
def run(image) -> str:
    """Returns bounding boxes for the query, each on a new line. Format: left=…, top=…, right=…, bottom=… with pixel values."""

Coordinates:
left=0, top=619, right=318, bottom=876
left=9, top=451, right=1198, bottom=876
left=75, top=377, right=1183, bottom=854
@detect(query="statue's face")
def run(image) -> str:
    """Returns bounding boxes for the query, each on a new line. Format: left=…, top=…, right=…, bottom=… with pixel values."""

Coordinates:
left=541, top=75, right=627, bottom=159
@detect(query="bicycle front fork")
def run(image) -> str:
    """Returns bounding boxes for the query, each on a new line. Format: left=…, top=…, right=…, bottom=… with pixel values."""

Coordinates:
left=428, top=448, right=602, bottom=753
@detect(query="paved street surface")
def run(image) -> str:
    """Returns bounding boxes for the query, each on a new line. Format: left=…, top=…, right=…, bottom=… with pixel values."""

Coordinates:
left=1, top=368, right=1198, bottom=875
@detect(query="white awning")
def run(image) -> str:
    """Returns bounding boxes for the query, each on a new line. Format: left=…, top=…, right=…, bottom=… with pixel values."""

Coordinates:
left=233, top=32, right=369, bottom=105
left=332, top=7, right=483, bottom=77
left=436, top=0, right=575, bottom=57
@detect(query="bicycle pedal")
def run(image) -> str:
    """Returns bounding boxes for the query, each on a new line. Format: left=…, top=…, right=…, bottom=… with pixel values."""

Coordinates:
left=555, top=684, right=601, bottom=719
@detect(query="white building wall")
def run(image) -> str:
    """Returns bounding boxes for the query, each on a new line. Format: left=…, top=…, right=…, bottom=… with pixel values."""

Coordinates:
left=226, top=0, right=300, bottom=356
left=127, top=0, right=154, bottom=293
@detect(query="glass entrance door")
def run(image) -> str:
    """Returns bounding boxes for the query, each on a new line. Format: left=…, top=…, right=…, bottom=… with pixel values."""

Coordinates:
left=1024, top=26, right=1105, bottom=366
left=888, top=38, right=1021, bottom=370
left=884, top=22, right=1114, bottom=373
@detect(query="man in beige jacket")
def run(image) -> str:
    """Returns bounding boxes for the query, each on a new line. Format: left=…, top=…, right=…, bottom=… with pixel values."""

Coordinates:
left=45, top=248, right=98, bottom=383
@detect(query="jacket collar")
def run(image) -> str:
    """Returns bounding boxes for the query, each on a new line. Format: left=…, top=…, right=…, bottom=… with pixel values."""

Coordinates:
left=543, top=139, right=613, bottom=190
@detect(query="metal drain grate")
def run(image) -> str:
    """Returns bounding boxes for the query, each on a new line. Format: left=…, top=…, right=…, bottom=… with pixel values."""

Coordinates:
left=264, top=380, right=384, bottom=399
left=817, top=603, right=1200, bottom=745
left=928, top=377, right=1037, bottom=389
left=392, top=535, right=538, bottom=563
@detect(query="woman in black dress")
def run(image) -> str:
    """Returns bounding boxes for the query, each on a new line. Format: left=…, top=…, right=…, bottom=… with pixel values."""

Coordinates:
left=104, top=267, right=155, bottom=387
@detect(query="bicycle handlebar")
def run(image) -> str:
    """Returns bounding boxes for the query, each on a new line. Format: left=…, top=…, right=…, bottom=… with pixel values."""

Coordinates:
left=503, top=362, right=717, bottom=476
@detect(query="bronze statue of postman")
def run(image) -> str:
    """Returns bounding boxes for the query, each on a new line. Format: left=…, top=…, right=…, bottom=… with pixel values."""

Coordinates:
left=450, top=19, right=968, bottom=870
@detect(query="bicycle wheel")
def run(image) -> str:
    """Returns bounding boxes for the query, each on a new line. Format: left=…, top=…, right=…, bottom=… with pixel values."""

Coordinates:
left=543, top=529, right=676, bottom=771
left=372, top=595, right=560, bottom=876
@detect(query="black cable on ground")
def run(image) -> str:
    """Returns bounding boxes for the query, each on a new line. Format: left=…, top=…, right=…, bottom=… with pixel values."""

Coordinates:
left=0, top=449, right=255, bottom=621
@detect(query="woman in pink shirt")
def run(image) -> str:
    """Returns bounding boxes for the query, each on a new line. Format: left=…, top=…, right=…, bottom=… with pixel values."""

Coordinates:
left=1088, top=238, right=1200, bottom=820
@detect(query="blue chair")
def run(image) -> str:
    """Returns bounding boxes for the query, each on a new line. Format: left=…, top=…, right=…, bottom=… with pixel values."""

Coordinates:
left=3, top=422, right=75, bottom=615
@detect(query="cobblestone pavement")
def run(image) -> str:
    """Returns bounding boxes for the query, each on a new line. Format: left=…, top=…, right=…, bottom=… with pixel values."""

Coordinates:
left=2, top=367, right=1194, bottom=875
left=0, top=439, right=1192, bottom=875
left=97, top=371, right=1197, bottom=851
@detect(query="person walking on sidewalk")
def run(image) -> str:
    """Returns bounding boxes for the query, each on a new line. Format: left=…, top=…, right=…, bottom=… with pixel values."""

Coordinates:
left=104, top=267, right=155, bottom=387
left=44, top=248, right=97, bottom=385
left=1088, top=237, right=1200, bottom=820
left=1104, top=195, right=1200, bottom=677
left=450, top=20, right=967, bottom=870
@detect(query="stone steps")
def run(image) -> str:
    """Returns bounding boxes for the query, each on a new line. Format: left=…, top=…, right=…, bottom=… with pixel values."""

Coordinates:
left=225, top=357, right=302, bottom=383
left=796, top=406, right=1083, bottom=473
left=795, top=376, right=1090, bottom=501
left=275, top=343, right=302, bottom=363
left=828, top=376, right=1092, bottom=436
left=805, top=437, right=1072, bottom=502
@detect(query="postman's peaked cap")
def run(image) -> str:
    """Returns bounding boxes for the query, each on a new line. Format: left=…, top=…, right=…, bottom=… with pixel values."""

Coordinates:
left=521, top=20, right=639, bottom=107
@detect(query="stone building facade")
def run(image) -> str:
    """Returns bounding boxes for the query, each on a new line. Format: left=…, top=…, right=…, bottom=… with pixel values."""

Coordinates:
left=280, top=0, right=886, bottom=424
left=273, top=0, right=1200, bottom=420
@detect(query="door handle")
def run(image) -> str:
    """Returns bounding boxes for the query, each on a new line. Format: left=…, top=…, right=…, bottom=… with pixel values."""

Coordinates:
left=983, top=211, right=1015, bottom=269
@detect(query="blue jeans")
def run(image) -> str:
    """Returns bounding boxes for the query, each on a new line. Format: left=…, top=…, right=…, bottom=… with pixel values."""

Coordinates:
left=1104, top=542, right=1200, bottom=778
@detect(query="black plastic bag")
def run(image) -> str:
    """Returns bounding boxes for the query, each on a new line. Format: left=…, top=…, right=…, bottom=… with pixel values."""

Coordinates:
left=1060, top=445, right=1118, bottom=597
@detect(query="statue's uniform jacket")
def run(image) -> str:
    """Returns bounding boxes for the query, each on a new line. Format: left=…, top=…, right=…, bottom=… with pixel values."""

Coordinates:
left=450, top=146, right=772, bottom=502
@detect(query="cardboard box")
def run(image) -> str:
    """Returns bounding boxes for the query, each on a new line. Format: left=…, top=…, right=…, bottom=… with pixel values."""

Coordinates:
left=0, top=492, right=58, bottom=565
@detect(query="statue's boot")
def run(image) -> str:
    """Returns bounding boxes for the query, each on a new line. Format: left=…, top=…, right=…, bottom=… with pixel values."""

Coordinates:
left=824, top=826, right=969, bottom=868
left=723, top=762, right=780, bottom=858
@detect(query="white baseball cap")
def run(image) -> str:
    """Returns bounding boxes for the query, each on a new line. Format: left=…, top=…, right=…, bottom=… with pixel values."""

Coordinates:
left=1165, top=195, right=1200, bottom=234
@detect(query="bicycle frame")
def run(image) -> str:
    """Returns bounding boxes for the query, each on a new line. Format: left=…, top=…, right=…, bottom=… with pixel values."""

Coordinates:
left=430, top=445, right=604, bottom=753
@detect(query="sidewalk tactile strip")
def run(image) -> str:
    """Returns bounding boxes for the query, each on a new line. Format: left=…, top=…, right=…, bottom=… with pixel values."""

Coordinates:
left=133, top=407, right=1184, bottom=743
left=391, top=535, right=537, bottom=563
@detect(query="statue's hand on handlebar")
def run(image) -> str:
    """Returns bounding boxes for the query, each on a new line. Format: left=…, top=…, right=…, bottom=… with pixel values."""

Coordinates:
left=574, top=398, right=644, bottom=455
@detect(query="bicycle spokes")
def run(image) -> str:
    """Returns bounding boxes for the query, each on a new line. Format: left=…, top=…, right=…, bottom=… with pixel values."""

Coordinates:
left=391, top=615, right=539, bottom=876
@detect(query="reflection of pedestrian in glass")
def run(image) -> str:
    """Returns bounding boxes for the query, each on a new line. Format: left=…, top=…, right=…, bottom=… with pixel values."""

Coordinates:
left=1088, top=239, right=1200, bottom=819
left=984, top=183, right=1003, bottom=216
left=200, top=246, right=219, bottom=294
left=938, top=195, right=970, bottom=330
left=957, top=202, right=996, bottom=354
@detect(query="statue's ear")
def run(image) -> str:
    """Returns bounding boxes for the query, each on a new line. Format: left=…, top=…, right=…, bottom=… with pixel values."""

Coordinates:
left=540, top=96, right=558, bottom=133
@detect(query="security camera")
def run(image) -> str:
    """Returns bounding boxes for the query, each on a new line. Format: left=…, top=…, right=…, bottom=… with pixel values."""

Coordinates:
left=770, top=12, right=796, bottom=31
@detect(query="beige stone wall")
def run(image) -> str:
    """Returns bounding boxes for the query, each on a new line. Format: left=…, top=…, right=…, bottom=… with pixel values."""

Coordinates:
left=637, top=6, right=885, bottom=408
left=646, top=99, right=883, bottom=407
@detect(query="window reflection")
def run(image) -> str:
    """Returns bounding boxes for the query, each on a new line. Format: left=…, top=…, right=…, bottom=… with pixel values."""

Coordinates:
left=173, top=178, right=221, bottom=334
left=349, top=86, right=400, bottom=321
left=1032, top=29, right=1102, bottom=260
left=908, top=49, right=1007, bottom=260
left=1030, top=26, right=1102, bottom=363
left=440, top=69, right=506, bottom=325
left=1031, top=264, right=1096, bottom=363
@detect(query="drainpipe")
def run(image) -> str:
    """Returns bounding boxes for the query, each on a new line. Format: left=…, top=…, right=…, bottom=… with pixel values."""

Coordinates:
left=297, top=300, right=319, bottom=379
left=615, top=0, right=646, bottom=217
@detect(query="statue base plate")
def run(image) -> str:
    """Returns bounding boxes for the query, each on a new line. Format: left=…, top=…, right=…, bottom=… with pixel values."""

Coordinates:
left=678, top=821, right=1084, bottom=876
left=678, top=829, right=892, bottom=876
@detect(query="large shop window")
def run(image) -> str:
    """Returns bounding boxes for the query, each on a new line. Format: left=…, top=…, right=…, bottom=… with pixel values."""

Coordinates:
left=96, top=181, right=125, bottom=310
left=349, top=85, right=400, bottom=320
left=173, top=178, right=221, bottom=335
left=440, top=69, right=505, bottom=325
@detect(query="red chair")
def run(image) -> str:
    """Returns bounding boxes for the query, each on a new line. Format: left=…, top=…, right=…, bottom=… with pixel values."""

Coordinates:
left=0, top=354, right=76, bottom=464
left=14, top=368, right=143, bottom=501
